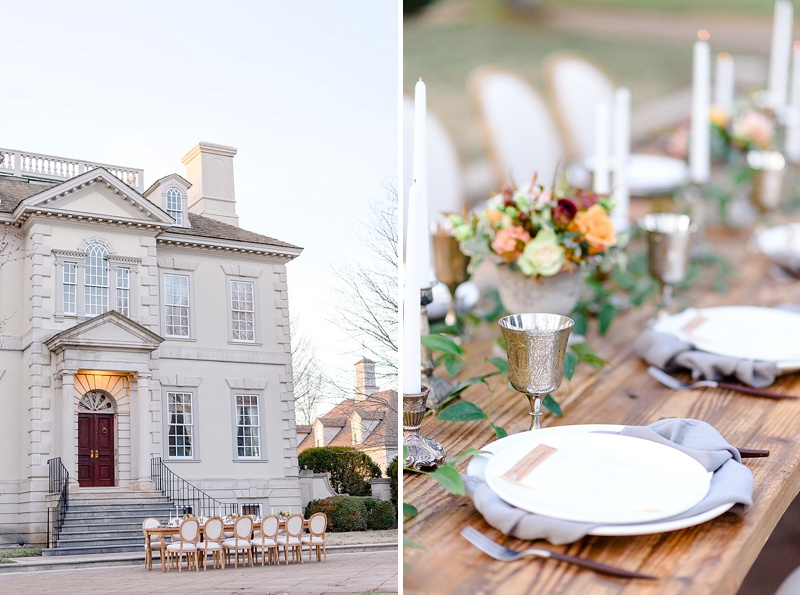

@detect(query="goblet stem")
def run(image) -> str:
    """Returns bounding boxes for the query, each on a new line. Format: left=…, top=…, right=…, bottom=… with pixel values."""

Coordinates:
left=655, top=282, right=673, bottom=319
left=526, top=393, right=542, bottom=431
left=444, top=288, right=458, bottom=327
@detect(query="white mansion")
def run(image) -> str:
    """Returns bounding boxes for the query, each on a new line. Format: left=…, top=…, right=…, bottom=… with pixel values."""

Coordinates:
left=0, top=142, right=303, bottom=545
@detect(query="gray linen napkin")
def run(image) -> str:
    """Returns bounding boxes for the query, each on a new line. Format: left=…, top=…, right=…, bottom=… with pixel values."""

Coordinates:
left=634, top=328, right=780, bottom=388
left=463, top=418, right=753, bottom=545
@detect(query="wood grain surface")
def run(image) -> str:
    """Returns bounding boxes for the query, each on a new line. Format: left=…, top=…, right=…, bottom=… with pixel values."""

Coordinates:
left=403, top=227, right=800, bottom=594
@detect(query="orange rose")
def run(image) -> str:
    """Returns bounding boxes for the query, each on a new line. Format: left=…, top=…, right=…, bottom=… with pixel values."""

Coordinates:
left=485, top=209, right=503, bottom=224
left=569, top=204, right=617, bottom=254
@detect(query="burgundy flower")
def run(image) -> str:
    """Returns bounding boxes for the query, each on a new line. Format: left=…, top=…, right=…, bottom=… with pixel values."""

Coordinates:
left=501, top=184, right=515, bottom=207
left=551, top=198, right=577, bottom=228
left=573, top=190, right=600, bottom=210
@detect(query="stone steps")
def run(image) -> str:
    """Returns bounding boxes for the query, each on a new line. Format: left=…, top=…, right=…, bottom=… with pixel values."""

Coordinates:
left=43, top=491, right=176, bottom=557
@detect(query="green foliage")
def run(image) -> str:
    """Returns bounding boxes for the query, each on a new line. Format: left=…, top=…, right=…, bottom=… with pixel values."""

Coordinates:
left=305, top=496, right=367, bottom=532
left=403, top=448, right=487, bottom=498
left=386, top=456, right=398, bottom=508
left=298, top=446, right=382, bottom=497
left=363, top=497, right=397, bottom=530
left=403, top=502, right=419, bottom=521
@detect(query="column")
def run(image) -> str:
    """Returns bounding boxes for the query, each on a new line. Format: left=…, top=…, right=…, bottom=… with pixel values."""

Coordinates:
left=60, top=372, right=77, bottom=486
left=136, top=373, right=153, bottom=484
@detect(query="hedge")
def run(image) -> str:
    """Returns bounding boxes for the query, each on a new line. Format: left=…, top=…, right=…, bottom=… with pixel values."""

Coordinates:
left=306, top=496, right=396, bottom=531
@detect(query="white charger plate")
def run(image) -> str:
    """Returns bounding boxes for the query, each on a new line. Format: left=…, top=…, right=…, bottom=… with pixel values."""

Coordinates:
left=467, top=425, right=734, bottom=536
left=483, top=431, right=711, bottom=525
left=652, top=306, right=800, bottom=364
left=755, top=223, right=800, bottom=257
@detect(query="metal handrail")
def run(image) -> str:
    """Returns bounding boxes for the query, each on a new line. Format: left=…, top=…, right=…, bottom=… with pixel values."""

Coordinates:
left=150, top=457, right=237, bottom=517
left=47, top=457, right=69, bottom=549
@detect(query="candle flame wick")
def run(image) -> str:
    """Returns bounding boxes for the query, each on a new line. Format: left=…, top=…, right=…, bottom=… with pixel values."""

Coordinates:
left=698, top=29, right=710, bottom=41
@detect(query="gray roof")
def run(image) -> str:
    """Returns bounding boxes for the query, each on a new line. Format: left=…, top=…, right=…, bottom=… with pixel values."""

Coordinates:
left=167, top=213, right=301, bottom=250
left=0, top=177, right=58, bottom=212
left=0, top=175, right=300, bottom=251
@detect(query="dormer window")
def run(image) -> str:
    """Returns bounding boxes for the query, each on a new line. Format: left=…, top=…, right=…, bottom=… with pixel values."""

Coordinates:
left=165, top=187, right=184, bottom=226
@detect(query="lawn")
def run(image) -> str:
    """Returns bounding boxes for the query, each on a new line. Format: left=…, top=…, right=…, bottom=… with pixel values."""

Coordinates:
left=0, top=546, right=42, bottom=564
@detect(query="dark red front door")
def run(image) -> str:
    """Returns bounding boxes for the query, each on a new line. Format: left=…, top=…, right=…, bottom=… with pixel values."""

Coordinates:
left=78, top=413, right=115, bottom=487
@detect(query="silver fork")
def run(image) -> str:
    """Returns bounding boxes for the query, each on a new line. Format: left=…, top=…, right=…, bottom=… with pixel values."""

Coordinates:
left=647, top=365, right=796, bottom=399
left=460, top=526, right=655, bottom=580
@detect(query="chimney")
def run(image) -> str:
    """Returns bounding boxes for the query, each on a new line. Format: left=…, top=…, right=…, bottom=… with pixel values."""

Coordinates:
left=354, top=357, right=378, bottom=400
left=181, top=141, right=239, bottom=227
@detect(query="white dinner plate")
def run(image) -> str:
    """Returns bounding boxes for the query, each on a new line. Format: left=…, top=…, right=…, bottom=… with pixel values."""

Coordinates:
left=483, top=431, right=711, bottom=524
left=567, top=154, right=689, bottom=196
left=755, top=223, right=800, bottom=258
left=467, top=425, right=735, bottom=536
left=652, top=306, right=800, bottom=364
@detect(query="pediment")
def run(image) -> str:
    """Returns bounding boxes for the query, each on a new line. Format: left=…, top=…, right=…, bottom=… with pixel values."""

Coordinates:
left=45, top=310, right=164, bottom=354
left=16, top=168, right=174, bottom=226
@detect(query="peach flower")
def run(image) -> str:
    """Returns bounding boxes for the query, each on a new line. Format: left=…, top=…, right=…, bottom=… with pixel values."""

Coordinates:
left=491, top=226, right=531, bottom=260
left=569, top=204, right=617, bottom=254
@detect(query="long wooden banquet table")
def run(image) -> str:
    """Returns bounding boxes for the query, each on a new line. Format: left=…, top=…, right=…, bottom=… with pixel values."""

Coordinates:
left=404, top=227, right=800, bottom=594
left=145, top=517, right=309, bottom=571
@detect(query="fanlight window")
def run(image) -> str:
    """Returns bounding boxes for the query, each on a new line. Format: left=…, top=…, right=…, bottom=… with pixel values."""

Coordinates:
left=78, top=391, right=116, bottom=413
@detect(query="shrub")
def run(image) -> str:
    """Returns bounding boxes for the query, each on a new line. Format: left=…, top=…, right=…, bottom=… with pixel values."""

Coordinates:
left=299, top=446, right=382, bottom=496
left=306, top=496, right=367, bottom=532
left=363, top=497, right=397, bottom=530
left=386, top=456, right=398, bottom=508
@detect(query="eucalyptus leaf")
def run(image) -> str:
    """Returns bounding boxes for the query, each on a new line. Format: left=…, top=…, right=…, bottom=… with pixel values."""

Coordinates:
left=403, top=503, right=419, bottom=521
left=486, top=356, right=509, bottom=374
left=421, top=334, right=463, bottom=357
left=428, top=463, right=465, bottom=495
left=563, top=352, right=578, bottom=380
left=443, top=356, right=465, bottom=376
left=437, top=400, right=488, bottom=422
left=542, top=393, right=563, bottom=416
left=446, top=447, right=488, bottom=464
left=598, top=302, right=618, bottom=335
left=491, top=422, right=508, bottom=439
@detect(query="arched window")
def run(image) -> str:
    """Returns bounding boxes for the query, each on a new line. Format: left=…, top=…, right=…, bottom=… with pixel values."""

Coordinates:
left=165, top=187, right=183, bottom=226
left=84, top=243, right=109, bottom=316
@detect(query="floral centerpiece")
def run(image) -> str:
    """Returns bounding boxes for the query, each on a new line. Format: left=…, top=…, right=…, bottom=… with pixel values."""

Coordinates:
left=709, top=106, right=775, bottom=160
left=447, top=181, right=617, bottom=278
left=446, top=180, right=617, bottom=314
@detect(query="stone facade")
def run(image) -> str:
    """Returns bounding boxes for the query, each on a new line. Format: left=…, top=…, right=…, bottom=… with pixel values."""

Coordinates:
left=0, top=142, right=303, bottom=546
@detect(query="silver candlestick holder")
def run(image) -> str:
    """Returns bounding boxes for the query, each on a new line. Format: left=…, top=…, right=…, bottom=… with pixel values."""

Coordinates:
left=420, top=284, right=454, bottom=408
left=403, top=385, right=446, bottom=469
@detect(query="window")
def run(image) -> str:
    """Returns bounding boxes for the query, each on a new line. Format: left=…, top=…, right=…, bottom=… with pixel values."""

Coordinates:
left=230, top=280, right=255, bottom=342
left=84, top=244, right=109, bottom=316
left=235, top=394, right=260, bottom=458
left=116, top=268, right=130, bottom=316
left=167, top=392, right=194, bottom=458
left=164, top=274, right=190, bottom=337
left=165, top=187, right=183, bottom=226
left=63, top=263, right=77, bottom=315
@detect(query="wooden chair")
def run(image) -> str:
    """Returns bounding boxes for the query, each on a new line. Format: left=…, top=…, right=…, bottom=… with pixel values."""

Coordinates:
left=222, top=515, right=253, bottom=568
left=250, top=514, right=280, bottom=566
left=469, top=67, right=566, bottom=190
left=165, top=518, right=200, bottom=572
left=142, top=517, right=163, bottom=571
left=301, top=512, right=328, bottom=562
left=276, top=514, right=304, bottom=564
left=196, top=516, right=225, bottom=570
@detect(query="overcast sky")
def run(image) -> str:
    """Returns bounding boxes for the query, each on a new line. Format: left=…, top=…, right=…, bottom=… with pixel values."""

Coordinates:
left=0, top=1, right=399, bottom=406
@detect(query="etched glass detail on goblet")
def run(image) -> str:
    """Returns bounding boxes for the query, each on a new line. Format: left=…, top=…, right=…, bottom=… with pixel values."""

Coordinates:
left=432, top=231, right=470, bottom=327
left=499, top=313, right=574, bottom=430
left=639, top=213, right=694, bottom=320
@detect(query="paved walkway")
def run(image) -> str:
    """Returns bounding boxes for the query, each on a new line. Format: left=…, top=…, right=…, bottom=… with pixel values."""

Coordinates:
left=0, top=550, right=398, bottom=594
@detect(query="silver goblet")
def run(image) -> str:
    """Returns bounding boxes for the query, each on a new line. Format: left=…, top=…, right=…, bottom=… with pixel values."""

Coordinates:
left=499, top=313, right=574, bottom=431
left=638, top=213, right=694, bottom=320
left=432, top=231, right=470, bottom=327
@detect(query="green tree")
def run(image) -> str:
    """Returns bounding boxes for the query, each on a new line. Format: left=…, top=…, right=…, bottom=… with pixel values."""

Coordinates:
left=299, top=446, right=382, bottom=496
left=386, top=456, right=398, bottom=508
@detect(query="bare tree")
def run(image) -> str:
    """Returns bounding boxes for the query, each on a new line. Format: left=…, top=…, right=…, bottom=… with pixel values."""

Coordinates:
left=291, top=318, right=330, bottom=425
left=329, top=182, right=398, bottom=393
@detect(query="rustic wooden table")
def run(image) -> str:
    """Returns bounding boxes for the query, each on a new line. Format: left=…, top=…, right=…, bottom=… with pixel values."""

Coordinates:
left=403, top=228, right=800, bottom=594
